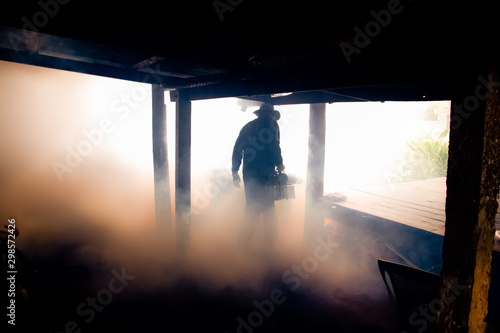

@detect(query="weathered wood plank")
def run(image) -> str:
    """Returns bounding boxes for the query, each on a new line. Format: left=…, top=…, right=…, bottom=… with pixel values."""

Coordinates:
left=329, top=177, right=500, bottom=240
left=333, top=200, right=444, bottom=235
left=351, top=187, right=445, bottom=212
left=342, top=190, right=445, bottom=225
left=329, top=178, right=447, bottom=235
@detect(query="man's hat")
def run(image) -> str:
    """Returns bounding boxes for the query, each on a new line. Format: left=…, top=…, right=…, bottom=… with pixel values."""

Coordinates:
left=253, top=103, right=275, bottom=117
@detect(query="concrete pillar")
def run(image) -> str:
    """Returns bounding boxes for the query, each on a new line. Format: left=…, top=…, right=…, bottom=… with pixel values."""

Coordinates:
left=152, top=85, right=172, bottom=231
left=304, top=103, right=326, bottom=242
left=175, top=89, right=191, bottom=252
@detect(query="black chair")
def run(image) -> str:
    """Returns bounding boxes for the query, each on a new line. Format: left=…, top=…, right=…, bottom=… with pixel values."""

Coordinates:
left=378, top=259, right=441, bottom=332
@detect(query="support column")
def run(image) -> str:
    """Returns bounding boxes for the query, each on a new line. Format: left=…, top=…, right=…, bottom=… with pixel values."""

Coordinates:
left=174, top=89, right=191, bottom=252
left=152, top=85, right=171, bottom=231
left=437, top=66, right=500, bottom=332
left=304, top=103, right=326, bottom=243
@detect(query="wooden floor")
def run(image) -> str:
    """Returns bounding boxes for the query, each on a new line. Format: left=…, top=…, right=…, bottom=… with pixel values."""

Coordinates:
left=328, top=177, right=500, bottom=236
left=326, top=177, right=500, bottom=272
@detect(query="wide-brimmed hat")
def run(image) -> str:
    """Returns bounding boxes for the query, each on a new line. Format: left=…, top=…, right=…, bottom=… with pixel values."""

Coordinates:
left=253, top=103, right=275, bottom=117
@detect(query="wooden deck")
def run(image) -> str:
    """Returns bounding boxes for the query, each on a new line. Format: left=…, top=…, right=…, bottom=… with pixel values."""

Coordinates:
left=325, top=177, right=500, bottom=272
left=327, top=177, right=500, bottom=236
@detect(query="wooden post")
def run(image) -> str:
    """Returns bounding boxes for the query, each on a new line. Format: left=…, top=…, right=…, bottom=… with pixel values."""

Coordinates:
left=304, top=103, right=326, bottom=242
left=437, top=66, right=500, bottom=332
left=152, top=85, right=172, bottom=231
left=175, top=89, right=191, bottom=252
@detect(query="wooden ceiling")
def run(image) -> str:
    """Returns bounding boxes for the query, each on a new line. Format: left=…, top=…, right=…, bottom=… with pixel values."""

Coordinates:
left=1, top=0, right=497, bottom=103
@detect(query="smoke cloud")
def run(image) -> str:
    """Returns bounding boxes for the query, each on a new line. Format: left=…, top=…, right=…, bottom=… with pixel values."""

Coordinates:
left=1, top=60, right=437, bottom=333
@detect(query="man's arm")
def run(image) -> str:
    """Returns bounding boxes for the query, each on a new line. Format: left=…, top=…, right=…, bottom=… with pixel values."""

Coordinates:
left=271, top=122, right=284, bottom=171
left=231, top=130, right=245, bottom=188
left=232, top=133, right=244, bottom=174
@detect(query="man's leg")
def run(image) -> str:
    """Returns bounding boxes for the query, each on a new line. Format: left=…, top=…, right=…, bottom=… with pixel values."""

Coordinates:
left=240, top=178, right=261, bottom=251
left=262, top=202, right=277, bottom=255
left=240, top=202, right=260, bottom=251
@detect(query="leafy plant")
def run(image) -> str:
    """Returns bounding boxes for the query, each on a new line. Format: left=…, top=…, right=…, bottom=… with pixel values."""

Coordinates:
left=390, top=130, right=449, bottom=182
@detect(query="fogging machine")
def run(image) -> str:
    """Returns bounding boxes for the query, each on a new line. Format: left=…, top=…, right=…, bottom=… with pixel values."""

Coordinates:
left=265, top=171, right=296, bottom=201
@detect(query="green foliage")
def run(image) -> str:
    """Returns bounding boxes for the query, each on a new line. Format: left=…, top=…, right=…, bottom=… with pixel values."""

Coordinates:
left=391, top=130, right=449, bottom=182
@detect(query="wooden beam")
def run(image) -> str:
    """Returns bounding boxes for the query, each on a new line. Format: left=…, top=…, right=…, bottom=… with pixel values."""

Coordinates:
left=152, top=85, right=171, bottom=231
left=237, top=84, right=454, bottom=106
left=437, top=66, right=500, bottom=332
left=471, top=66, right=500, bottom=332
left=0, top=27, right=221, bottom=83
left=175, top=90, right=192, bottom=252
left=1, top=28, right=456, bottom=103
left=304, top=103, right=326, bottom=242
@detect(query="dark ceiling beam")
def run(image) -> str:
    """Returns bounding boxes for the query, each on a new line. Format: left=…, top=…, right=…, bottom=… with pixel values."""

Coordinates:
left=0, top=26, right=227, bottom=81
left=179, top=70, right=454, bottom=102
left=236, top=83, right=453, bottom=106
left=325, top=84, right=454, bottom=102
left=236, top=91, right=359, bottom=105
left=0, top=44, right=247, bottom=91
left=0, top=40, right=454, bottom=104
left=133, top=56, right=165, bottom=70
left=0, top=47, right=160, bottom=83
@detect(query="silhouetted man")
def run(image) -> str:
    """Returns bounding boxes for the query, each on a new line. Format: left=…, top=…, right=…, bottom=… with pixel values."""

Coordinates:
left=232, top=103, right=285, bottom=254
